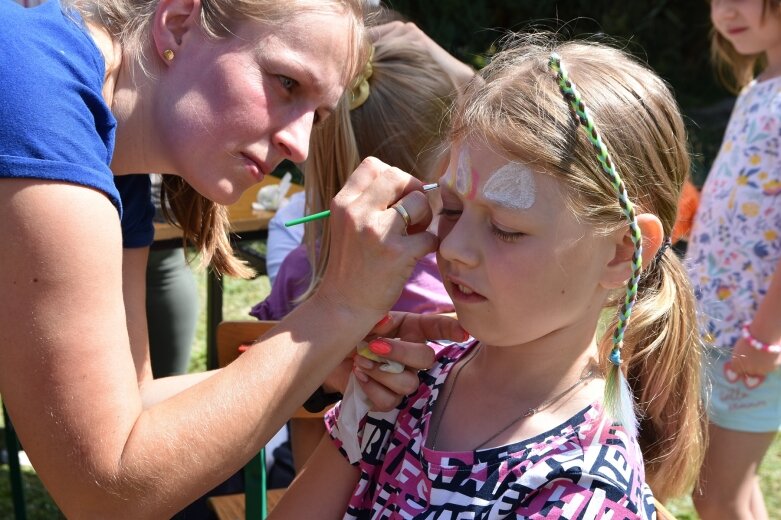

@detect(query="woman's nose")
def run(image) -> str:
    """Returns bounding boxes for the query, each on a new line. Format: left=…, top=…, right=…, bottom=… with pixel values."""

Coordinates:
left=273, top=112, right=313, bottom=163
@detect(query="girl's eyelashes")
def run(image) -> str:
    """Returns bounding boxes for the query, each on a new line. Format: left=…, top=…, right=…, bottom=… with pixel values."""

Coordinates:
left=438, top=208, right=462, bottom=219
left=439, top=208, right=525, bottom=242
left=491, top=225, right=525, bottom=242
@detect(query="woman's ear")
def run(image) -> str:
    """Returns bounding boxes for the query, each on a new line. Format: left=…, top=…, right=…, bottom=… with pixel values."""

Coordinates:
left=152, top=0, right=202, bottom=66
left=599, top=213, right=664, bottom=289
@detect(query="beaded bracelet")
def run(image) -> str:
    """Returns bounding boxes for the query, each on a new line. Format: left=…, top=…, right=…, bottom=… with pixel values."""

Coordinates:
left=741, top=322, right=781, bottom=354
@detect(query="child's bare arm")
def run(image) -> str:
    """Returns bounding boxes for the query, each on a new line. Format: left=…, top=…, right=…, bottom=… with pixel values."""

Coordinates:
left=730, top=256, right=781, bottom=376
left=267, top=433, right=359, bottom=519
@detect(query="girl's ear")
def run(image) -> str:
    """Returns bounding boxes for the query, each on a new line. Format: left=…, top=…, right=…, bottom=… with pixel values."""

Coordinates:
left=600, top=213, right=664, bottom=289
left=152, top=0, right=202, bottom=66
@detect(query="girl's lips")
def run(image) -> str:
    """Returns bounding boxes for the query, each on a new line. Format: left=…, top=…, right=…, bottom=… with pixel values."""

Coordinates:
left=447, top=277, right=487, bottom=303
left=726, top=27, right=747, bottom=36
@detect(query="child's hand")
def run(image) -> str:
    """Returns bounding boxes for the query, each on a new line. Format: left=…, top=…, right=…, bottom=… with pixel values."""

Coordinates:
left=729, top=337, right=781, bottom=379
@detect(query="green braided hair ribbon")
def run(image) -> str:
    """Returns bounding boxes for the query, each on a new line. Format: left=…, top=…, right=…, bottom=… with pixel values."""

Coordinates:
left=548, top=52, right=643, bottom=437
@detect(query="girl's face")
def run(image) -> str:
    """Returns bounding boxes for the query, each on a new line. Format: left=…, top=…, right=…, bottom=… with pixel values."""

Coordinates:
left=153, top=11, right=353, bottom=204
left=436, top=142, right=616, bottom=348
left=711, top=0, right=781, bottom=56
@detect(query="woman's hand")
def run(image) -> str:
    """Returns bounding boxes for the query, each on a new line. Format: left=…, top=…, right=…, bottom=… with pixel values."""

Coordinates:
left=323, top=312, right=466, bottom=411
left=314, top=157, right=437, bottom=327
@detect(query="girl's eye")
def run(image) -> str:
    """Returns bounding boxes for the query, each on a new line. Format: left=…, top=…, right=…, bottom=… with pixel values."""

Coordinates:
left=491, top=224, right=524, bottom=242
left=438, top=208, right=462, bottom=219
left=278, top=75, right=297, bottom=91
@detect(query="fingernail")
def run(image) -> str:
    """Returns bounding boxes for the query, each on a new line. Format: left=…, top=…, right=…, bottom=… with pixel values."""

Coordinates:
left=354, top=366, right=369, bottom=383
left=369, top=339, right=392, bottom=356
left=461, top=329, right=470, bottom=342
left=374, top=314, right=392, bottom=329
left=355, top=355, right=375, bottom=370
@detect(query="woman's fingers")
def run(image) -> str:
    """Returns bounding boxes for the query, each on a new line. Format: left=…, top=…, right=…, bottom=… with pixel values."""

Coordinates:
left=371, top=312, right=468, bottom=344
left=316, top=158, right=440, bottom=319
left=387, top=190, right=432, bottom=236
left=352, top=355, right=421, bottom=411
left=333, top=157, right=419, bottom=210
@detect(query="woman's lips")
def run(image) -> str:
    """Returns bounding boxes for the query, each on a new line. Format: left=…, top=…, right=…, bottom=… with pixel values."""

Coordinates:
left=241, top=153, right=264, bottom=182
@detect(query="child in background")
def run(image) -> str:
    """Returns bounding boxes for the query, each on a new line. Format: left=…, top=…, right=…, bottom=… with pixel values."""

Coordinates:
left=269, top=35, right=705, bottom=519
left=687, top=1, right=781, bottom=518
left=250, top=21, right=471, bottom=322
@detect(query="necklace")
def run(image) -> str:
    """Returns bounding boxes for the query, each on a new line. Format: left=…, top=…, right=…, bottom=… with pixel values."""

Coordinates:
left=429, top=344, right=595, bottom=451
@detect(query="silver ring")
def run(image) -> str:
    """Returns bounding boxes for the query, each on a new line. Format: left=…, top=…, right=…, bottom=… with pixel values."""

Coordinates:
left=392, top=202, right=412, bottom=228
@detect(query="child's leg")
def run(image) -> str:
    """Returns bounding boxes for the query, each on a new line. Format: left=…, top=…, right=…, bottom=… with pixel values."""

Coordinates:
left=749, top=475, right=769, bottom=520
left=693, top=423, right=776, bottom=520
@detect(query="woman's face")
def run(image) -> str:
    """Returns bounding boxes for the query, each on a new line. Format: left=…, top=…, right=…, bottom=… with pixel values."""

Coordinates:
left=154, top=11, right=354, bottom=204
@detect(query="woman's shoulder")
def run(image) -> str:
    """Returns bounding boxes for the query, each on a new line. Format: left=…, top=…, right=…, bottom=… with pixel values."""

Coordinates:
left=0, top=1, right=118, bottom=211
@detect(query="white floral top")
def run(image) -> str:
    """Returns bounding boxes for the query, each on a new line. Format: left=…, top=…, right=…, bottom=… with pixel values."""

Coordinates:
left=686, top=76, right=781, bottom=349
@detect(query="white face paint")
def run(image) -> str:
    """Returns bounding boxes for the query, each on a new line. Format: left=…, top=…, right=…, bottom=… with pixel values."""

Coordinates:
left=481, top=162, right=537, bottom=210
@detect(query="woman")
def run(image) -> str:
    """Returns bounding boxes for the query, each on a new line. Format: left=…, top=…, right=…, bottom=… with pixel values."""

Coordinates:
left=0, top=0, right=463, bottom=517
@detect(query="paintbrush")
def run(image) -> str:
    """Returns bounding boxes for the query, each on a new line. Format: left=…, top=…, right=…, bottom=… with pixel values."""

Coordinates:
left=284, top=182, right=439, bottom=227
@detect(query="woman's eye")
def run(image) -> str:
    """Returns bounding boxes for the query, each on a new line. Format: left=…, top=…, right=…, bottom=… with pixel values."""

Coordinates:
left=491, top=224, right=524, bottom=242
left=278, top=75, right=297, bottom=91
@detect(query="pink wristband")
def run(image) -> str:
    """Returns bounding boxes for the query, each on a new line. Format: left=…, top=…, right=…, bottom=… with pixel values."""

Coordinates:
left=741, top=322, right=781, bottom=354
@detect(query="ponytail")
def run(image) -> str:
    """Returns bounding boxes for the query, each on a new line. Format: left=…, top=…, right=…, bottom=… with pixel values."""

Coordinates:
left=601, top=247, right=705, bottom=501
left=300, top=102, right=360, bottom=302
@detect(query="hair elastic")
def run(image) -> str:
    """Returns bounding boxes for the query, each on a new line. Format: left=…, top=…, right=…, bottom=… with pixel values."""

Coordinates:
left=548, top=52, right=643, bottom=438
left=349, top=45, right=374, bottom=110
left=654, top=237, right=672, bottom=262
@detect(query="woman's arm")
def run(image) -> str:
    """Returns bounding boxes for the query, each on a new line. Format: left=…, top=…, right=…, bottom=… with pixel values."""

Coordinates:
left=0, top=180, right=361, bottom=517
left=0, top=160, right=462, bottom=518
left=268, top=433, right=360, bottom=520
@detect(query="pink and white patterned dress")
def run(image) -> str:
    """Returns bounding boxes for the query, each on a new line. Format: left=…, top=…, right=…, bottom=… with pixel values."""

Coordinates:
left=326, top=340, right=656, bottom=519
left=686, top=76, right=781, bottom=432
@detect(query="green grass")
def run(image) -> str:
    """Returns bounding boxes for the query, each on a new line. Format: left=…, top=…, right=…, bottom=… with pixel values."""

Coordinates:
left=0, top=261, right=272, bottom=519
left=1, top=256, right=780, bottom=518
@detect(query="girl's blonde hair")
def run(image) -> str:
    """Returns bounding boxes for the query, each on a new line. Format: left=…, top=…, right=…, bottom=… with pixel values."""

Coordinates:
left=709, top=0, right=781, bottom=93
left=300, top=33, right=457, bottom=300
left=62, top=0, right=369, bottom=277
left=451, top=35, right=704, bottom=502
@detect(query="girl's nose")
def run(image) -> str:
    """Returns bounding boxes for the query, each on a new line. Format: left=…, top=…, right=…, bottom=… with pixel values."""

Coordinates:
left=273, top=112, right=313, bottom=163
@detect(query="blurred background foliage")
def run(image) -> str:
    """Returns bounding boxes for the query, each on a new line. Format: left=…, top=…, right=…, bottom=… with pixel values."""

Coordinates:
left=386, top=0, right=730, bottom=186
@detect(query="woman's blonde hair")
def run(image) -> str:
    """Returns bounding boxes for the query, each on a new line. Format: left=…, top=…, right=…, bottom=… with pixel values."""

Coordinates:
left=62, top=0, right=368, bottom=277
left=299, top=32, right=457, bottom=300
left=451, top=35, right=704, bottom=502
left=709, top=0, right=781, bottom=93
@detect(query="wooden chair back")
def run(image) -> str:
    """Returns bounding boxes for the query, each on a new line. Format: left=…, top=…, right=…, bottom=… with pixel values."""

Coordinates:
left=210, top=320, right=328, bottom=519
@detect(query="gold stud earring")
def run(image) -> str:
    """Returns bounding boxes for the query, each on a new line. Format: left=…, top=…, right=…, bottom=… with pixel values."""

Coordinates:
left=163, top=49, right=175, bottom=61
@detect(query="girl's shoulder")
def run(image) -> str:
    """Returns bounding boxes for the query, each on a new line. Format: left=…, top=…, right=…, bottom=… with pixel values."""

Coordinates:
left=738, top=76, right=781, bottom=113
